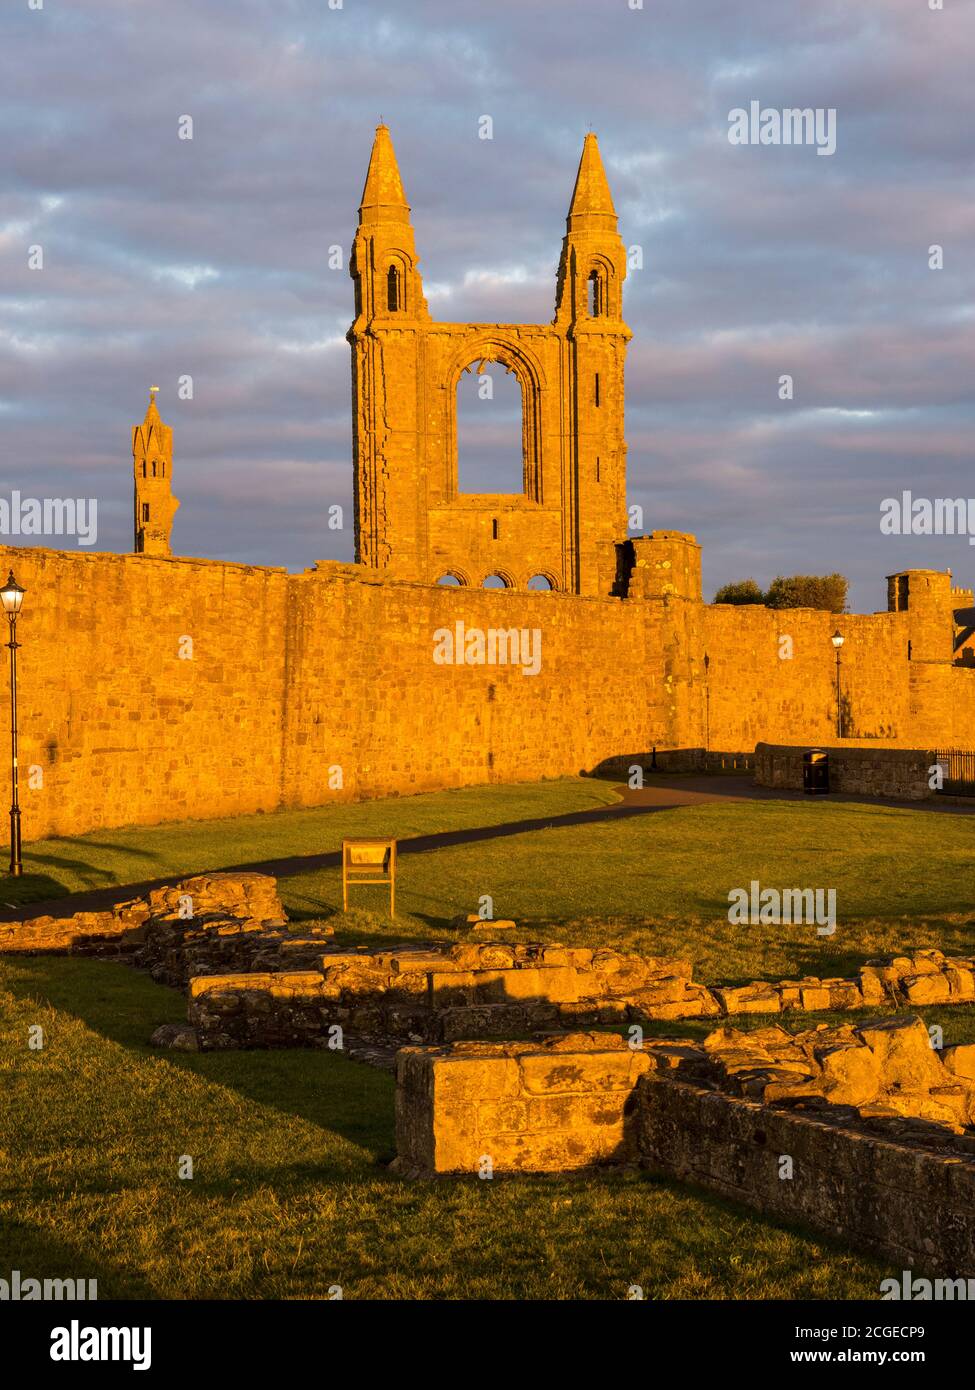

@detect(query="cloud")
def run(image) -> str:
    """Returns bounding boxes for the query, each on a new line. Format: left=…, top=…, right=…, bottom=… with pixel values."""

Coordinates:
left=0, top=0, right=972, bottom=606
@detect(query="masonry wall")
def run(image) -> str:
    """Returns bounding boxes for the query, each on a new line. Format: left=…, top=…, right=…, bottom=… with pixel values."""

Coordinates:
left=0, top=547, right=291, bottom=838
left=2, top=541, right=971, bottom=841
left=0, top=545, right=665, bottom=839
left=392, top=1034, right=975, bottom=1272
left=703, top=602, right=975, bottom=750
left=638, top=1077, right=975, bottom=1276
left=754, top=743, right=936, bottom=800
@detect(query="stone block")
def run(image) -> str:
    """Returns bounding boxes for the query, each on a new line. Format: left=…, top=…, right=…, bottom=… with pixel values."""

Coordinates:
left=857, top=1016, right=947, bottom=1092
left=519, top=1049, right=649, bottom=1096
left=817, top=1043, right=882, bottom=1106
left=942, top=1044, right=975, bottom=1081
left=715, top=984, right=781, bottom=1015
left=902, top=973, right=952, bottom=1005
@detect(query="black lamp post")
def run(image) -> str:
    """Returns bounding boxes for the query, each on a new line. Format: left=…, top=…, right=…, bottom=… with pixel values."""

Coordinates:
left=2, top=571, right=25, bottom=876
left=831, top=630, right=844, bottom=740
left=703, top=652, right=711, bottom=757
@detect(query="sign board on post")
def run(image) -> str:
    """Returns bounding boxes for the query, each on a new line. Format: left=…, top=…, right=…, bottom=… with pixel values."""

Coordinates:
left=342, top=837, right=397, bottom=916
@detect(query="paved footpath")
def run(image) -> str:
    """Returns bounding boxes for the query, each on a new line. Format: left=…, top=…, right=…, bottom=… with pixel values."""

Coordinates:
left=1, top=774, right=971, bottom=925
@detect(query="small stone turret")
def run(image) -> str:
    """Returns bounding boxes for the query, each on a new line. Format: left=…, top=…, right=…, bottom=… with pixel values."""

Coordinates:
left=133, top=387, right=179, bottom=556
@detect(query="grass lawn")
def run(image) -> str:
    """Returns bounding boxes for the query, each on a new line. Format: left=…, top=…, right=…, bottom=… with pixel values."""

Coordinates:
left=3, top=783, right=975, bottom=1299
left=280, top=798, right=975, bottom=985
left=4, top=777, right=620, bottom=907
left=0, top=955, right=899, bottom=1301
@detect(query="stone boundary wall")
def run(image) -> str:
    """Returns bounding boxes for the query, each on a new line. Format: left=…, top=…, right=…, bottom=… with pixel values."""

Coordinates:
left=0, top=545, right=664, bottom=840
left=2, top=543, right=972, bottom=842
left=754, top=742, right=936, bottom=800
left=638, top=1077, right=975, bottom=1276
left=705, top=599, right=975, bottom=754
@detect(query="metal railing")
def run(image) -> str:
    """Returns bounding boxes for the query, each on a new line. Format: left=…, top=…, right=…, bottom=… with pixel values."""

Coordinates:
left=933, top=748, right=975, bottom=795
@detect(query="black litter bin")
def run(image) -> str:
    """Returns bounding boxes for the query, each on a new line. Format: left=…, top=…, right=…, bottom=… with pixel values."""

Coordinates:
left=803, top=750, right=829, bottom=795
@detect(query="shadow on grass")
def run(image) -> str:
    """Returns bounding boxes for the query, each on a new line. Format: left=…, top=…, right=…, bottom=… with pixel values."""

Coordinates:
left=0, top=1216, right=160, bottom=1301
left=14, top=838, right=168, bottom=902
left=2, top=957, right=396, bottom=1162
left=2, top=798, right=679, bottom=919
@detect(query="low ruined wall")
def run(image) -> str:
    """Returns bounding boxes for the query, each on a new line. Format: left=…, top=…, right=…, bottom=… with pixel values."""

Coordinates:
left=187, top=943, right=712, bottom=1049
left=0, top=873, right=290, bottom=962
left=715, top=948, right=975, bottom=1015
left=637, top=1077, right=975, bottom=1275
left=184, top=941, right=975, bottom=1050
left=754, top=742, right=935, bottom=800
left=394, top=1033, right=651, bottom=1175
left=663, top=1015, right=975, bottom=1133
left=391, top=1020, right=975, bottom=1273
left=5, top=877, right=972, bottom=1042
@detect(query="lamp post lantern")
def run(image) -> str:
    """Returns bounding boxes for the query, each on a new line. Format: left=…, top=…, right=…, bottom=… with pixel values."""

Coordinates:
left=1, top=571, right=25, bottom=876
left=831, top=630, right=845, bottom=740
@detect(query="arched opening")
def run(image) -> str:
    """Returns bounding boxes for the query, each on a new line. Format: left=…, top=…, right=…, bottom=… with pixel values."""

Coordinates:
left=435, top=573, right=464, bottom=587
left=482, top=574, right=509, bottom=590
left=457, top=361, right=524, bottom=494
left=527, top=574, right=554, bottom=591
left=588, top=269, right=604, bottom=317
left=387, top=264, right=402, bottom=313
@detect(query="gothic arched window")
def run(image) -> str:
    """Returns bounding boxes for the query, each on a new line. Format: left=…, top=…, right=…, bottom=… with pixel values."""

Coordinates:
left=588, top=269, right=604, bottom=317
left=387, top=264, right=402, bottom=312
left=456, top=361, right=524, bottom=494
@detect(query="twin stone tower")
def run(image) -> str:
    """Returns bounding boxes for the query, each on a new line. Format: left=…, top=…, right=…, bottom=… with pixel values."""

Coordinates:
left=134, top=125, right=634, bottom=598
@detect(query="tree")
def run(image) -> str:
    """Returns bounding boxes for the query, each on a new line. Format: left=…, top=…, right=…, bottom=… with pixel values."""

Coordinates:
left=713, top=578, right=766, bottom=605
left=765, top=573, right=848, bottom=613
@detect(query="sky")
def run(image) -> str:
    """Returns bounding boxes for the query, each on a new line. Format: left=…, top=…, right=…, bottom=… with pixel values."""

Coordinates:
left=1, top=0, right=973, bottom=611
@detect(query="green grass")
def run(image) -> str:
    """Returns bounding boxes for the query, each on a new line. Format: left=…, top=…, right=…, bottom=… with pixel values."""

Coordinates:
left=279, top=799, right=975, bottom=984
left=4, top=776, right=620, bottom=907
left=0, top=956, right=896, bottom=1300
left=4, top=785, right=975, bottom=1299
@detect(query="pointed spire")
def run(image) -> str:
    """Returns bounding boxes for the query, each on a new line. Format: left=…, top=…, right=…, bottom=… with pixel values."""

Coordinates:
left=134, top=386, right=169, bottom=454
left=358, top=123, right=410, bottom=226
left=566, top=133, right=618, bottom=233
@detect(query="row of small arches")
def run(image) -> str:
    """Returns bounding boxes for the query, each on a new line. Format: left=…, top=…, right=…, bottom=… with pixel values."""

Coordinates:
left=436, top=572, right=556, bottom=592
left=139, top=460, right=166, bottom=478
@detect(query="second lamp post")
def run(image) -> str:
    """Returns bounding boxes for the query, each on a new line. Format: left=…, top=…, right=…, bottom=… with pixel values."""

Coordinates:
left=831, top=629, right=845, bottom=739
left=2, top=571, right=25, bottom=876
